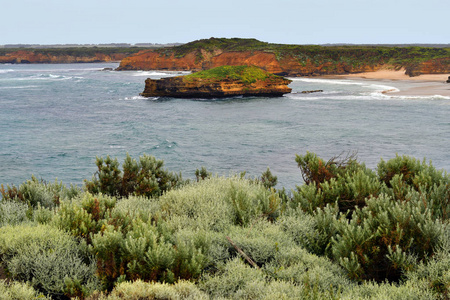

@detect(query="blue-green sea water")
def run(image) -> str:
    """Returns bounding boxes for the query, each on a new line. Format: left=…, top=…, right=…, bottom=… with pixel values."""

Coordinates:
left=1, top=63, right=449, bottom=190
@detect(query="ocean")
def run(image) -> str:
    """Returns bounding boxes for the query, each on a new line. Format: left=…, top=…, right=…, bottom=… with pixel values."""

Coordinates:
left=1, top=63, right=449, bottom=190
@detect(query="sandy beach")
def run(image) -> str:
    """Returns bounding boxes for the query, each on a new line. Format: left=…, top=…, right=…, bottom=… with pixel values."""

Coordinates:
left=326, top=69, right=450, bottom=97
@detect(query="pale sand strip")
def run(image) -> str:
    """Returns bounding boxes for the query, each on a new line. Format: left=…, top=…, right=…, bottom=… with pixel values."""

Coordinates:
left=324, top=69, right=450, bottom=97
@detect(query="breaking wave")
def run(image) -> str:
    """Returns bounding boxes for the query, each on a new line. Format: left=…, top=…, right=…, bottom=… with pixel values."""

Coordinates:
left=132, top=70, right=191, bottom=77
left=0, top=69, right=14, bottom=74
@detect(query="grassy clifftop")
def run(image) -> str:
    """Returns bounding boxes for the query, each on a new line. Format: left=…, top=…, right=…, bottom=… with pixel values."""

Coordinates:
left=158, top=37, right=450, bottom=68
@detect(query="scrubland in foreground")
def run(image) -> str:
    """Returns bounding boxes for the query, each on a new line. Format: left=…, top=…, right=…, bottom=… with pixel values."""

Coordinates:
left=0, top=152, right=449, bottom=299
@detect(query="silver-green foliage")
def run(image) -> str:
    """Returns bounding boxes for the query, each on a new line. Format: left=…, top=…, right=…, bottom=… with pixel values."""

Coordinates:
left=0, top=280, right=50, bottom=300
left=1, top=175, right=80, bottom=208
left=90, top=279, right=209, bottom=300
left=159, top=176, right=282, bottom=232
left=0, top=224, right=100, bottom=298
left=0, top=201, right=29, bottom=227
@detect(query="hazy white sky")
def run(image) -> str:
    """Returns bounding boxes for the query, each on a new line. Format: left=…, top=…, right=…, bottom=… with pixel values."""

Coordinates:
left=2, top=0, right=449, bottom=45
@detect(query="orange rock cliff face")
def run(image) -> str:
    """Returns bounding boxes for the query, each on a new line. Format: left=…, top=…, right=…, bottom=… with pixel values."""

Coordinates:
left=117, top=39, right=450, bottom=77
left=0, top=50, right=129, bottom=64
left=118, top=50, right=396, bottom=76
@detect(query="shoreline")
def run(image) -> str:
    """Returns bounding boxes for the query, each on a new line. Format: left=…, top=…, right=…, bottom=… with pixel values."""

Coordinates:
left=322, top=69, right=450, bottom=97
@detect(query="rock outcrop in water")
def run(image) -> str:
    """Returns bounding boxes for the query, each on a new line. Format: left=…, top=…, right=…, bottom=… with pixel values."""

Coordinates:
left=140, top=65, right=292, bottom=98
left=117, top=38, right=450, bottom=77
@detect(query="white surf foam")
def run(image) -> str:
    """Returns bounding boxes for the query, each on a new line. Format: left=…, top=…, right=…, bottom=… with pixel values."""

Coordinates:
left=389, top=94, right=450, bottom=100
left=0, top=85, right=40, bottom=89
left=123, top=96, right=147, bottom=100
left=133, top=71, right=170, bottom=76
left=2, top=74, right=81, bottom=81
left=132, top=70, right=191, bottom=77
left=288, top=77, right=365, bottom=86
left=0, top=69, right=14, bottom=74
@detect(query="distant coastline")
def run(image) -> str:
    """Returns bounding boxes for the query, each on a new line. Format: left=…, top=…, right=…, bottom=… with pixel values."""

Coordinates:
left=1, top=38, right=448, bottom=97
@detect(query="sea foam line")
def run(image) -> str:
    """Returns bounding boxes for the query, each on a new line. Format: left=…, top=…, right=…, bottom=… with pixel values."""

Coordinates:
left=0, top=85, right=40, bottom=89
left=0, top=69, right=14, bottom=74
left=288, top=77, right=365, bottom=86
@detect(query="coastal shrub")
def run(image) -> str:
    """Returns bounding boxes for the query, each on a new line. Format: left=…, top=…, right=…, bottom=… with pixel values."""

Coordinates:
left=195, top=166, right=211, bottom=182
left=53, top=192, right=117, bottom=242
left=0, top=200, right=29, bottom=227
left=331, top=193, right=443, bottom=282
left=279, top=204, right=340, bottom=257
left=111, top=195, right=159, bottom=224
left=84, top=153, right=184, bottom=198
left=0, top=175, right=80, bottom=208
left=225, top=220, right=296, bottom=267
left=0, top=224, right=100, bottom=298
left=259, top=167, right=278, bottom=189
left=90, top=279, right=208, bottom=300
left=378, top=154, right=447, bottom=190
left=339, top=280, right=437, bottom=300
left=405, top=239, right=450, bottom=299
left=199, top=257, right=340, bottom=299
left=159, top=176, right=282, bottom=231
left=293, top=152, right=379, bottom=213
left=199, top=257, right=267, bottom=299
left=91, top=218, right=208, bottom=289
left=32, top=204, right=55, bottom=224
left=378, top=155, right=449, bottom=219
left=0, top=280, right=50, bottom=300
left=277, top=209, right=318, bottom=249
left=264, top=245, right=350, bottom=293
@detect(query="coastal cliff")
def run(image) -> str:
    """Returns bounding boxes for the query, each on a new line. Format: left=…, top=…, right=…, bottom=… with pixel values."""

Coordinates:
left=117, top=38, right=450, bottom=77
left=140, top=65, right=292, bottom=98
left=0, top=48, right=143, bottom=64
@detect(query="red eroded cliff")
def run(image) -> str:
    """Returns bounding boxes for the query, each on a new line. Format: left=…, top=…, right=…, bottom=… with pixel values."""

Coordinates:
left=405, top=57, right=450, bottom=76
left=117, top=50, right=387, bottom=76
left=0, top=50, right=129, bottom=64
left=117, top=38, right=449, bottom=76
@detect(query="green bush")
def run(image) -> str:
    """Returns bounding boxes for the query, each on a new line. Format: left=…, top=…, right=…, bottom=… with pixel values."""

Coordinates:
left=91, top=218, right=208, bottom=289
left=159, top=176, right=282, bottom=231
left=0, top=224, right=99, bottom=298
left=90, top=279, right=208, bottom=300
left=378, top=155, right=449, bottom=219
left=293, top=152, right=378, bottom=213
left=405, top=239, right=450, bottom=299
left=1, top=175, right=80, bottom=208
left=0, top=201, right=29, bottom=227
left=199, top=257, right=267, bottom=299
left=332, top=193, right=443, bottom=282
left=53, top=192, right=117, bottom=242
left=0, top=280, right=50, bottom=300
left=339, top=280, right=437, bottom=300
left=84, top=153, right=184, bottom=198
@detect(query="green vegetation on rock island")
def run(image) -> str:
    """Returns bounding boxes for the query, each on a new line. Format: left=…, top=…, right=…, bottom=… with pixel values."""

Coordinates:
left=183, top=65, right=282, bottom=84
left=0, top=152, right=449, bottom=299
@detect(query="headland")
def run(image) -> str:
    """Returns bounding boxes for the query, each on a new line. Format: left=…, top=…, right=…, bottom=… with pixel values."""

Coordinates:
left=117, top=38, right=449, bottom=78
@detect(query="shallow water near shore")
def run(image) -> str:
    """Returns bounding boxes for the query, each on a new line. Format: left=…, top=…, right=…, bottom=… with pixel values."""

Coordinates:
left=1, top=63, right=449, bottom=190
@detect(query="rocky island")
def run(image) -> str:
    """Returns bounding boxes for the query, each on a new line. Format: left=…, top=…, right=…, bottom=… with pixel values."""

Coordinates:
left=140, top=65, right=292, bottom=98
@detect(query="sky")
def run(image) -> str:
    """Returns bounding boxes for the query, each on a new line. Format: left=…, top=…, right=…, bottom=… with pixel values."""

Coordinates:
left=2, top=0, right=449, bottom=45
